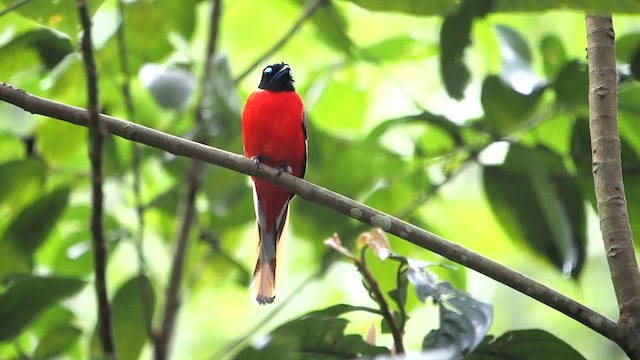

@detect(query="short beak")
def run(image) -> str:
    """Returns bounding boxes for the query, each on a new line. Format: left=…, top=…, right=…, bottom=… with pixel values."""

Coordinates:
left=269, top=65, right=290, bottom=85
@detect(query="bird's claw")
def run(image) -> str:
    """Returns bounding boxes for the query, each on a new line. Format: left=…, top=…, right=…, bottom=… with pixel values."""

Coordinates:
left=251, top=156, right=262, bottom=169
left=276, top=164, right=293, bottom=177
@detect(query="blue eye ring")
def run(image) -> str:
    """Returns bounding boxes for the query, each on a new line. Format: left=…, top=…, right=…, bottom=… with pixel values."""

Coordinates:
left=264, top=67, right=273, bottom=74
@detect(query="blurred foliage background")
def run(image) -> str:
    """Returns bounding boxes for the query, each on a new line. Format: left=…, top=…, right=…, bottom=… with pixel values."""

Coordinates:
left=1, top=0, right=640, bottom=359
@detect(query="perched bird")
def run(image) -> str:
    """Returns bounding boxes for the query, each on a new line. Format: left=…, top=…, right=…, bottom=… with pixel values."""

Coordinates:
left=241, top=63, right=307, bottom=304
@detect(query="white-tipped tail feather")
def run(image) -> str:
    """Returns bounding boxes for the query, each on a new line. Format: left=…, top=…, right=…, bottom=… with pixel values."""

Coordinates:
left=251, top=209, right=289, bottom=305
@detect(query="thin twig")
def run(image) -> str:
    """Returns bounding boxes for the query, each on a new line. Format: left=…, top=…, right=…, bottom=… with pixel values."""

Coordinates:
left=234, top=0, right=326, bottom=83
left=357, top=249, right=404, bottom=354
left=75, top=1, right=115, bottom=358
left=0, top=83, right=625, bottom=349
left=396, top=158, right=473, bottom=219
left=154, top=1, right=223, bottom=358
left=0, top=0, right=32, bottom=18
left=585, top=14, right=640, bottom=357
left=201, top=0, right=223, bottom=97
left=116, top=0, right=154, bottom=337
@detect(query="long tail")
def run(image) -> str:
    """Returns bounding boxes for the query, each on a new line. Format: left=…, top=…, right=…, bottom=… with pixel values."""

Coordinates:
left=251, top=206, right=289, bottom=305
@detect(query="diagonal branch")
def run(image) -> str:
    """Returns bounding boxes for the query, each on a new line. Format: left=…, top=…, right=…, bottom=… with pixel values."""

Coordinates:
left=585, top=14, right=640, bottom=357
left=234, top=0, right=326, bottom=83
left=0, top=82, right=625, bottom=349
left=154, top=159, right=203, bottom=360
left=76, top=1, right=115, bottom=358
left=0, top=0, right=31, bottom=17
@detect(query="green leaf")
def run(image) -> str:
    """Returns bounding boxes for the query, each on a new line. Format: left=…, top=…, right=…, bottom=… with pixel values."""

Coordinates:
left=41, top=205, right=125, bottom=277
left=343, top=0, right=458, bottom=15
left=364, top=168, right=432, bottom=216
left=469, top=329, right=586, bottom=360
left=422, top=285, right=493, bottom=357
left=17, top=28, right=73, bottom=69
left=306, top=304, right=380, bottom=317
left=553, top=60, right=588, bottom=108
left=483, top=145, right=587, bottom=276
left=28, top=305, right=75, bottom=336
left=308, top=67, right=368, bottom=134
left=569, top=118, right=596, bottom=203
left=406, top=259, right=439, bottom=302
left=0, top=35, right=41, bottom=83
left=0, top=0, right=104, bottom=39
left=496, top=25, right=532, bottom=64
left=118, top=0, right=199, bottom=71
left=631, top=48, right=640, bottom=82
left=298, top=128, right=407, bottom=261
left=540, top=35, right=567, bottom=79
left=495, top=25, right=543, bottom=94
left=481, top=76, right=545, bottom=134
left=233, top=306, right=389, bottom=360
left=618, top=36, right=640, bottom=85
left=110, top=274, right=155, bottom=360
left=493, top=0, right=640, bottom=13
left=619, top=83, right=640, bottom=118
left=291, top=0, right=351, bottom=53
left=35, top=120, right=88, bottom=171
left=0, top=28, right=73, bottom=77
left=201, top=54, right=242, bottom=140
left=440, top=0, right=494, bottom=100
left=0, top=187, right=71, bottom=279
left=615, top=33, right=640, bottom=63
left=388, top=262, right=409, bottom=313
left=379, top=310, right=403, bottom=335
left=201, top=167, right=253, bottom=232
left=0, top=159, right=46, bottom=211
left=33, top=324, right=81, bottom=359
left=310, top=128, right=405, bottom=195
left=361, top=35, right=437, bottom=62
left=0, top=275, right=86, bottom=341
left=367, top=111, right=462, bottom=146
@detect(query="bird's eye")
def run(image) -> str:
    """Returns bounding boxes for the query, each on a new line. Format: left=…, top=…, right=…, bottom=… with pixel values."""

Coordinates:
left=264, top=67, right=273, bottom=74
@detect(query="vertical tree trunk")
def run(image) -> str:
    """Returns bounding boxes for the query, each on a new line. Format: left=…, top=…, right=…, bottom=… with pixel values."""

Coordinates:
left=586, top=14, right=640, bottom=358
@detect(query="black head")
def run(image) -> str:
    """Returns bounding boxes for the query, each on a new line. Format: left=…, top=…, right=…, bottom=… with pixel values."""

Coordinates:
left=258, top=62, right=295, bottom=92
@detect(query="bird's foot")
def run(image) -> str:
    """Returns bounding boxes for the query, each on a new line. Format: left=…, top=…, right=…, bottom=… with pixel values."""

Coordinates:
left=276, top=164, right=293, bottom=177
left=250, top=156, right=262, bottom=169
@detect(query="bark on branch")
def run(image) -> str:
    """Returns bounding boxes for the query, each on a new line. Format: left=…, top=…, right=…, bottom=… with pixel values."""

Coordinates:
left=76, top=0, right=115, bottom=357
left=586, top=14, right=640, bottom=357
left=0, top=83, right=624, bottom=349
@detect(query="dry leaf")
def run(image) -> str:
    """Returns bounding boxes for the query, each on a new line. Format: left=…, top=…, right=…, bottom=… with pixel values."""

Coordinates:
left=358, top=228, right=392, bottom=260
left=365, top=323, right=376, bottom=345
left=324, top=233, right=355, bottom=259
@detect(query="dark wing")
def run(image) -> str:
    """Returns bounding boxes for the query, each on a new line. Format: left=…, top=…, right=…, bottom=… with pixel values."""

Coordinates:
left=301, top=112, right=308, bottom=180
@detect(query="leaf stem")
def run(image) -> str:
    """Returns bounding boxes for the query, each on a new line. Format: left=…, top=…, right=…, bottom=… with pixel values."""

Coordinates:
left=355, top=249, right=405, bottom=354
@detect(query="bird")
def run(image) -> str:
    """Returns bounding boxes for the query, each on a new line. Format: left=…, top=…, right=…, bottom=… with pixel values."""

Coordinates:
left=241, top=62, right=307, bottom=304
